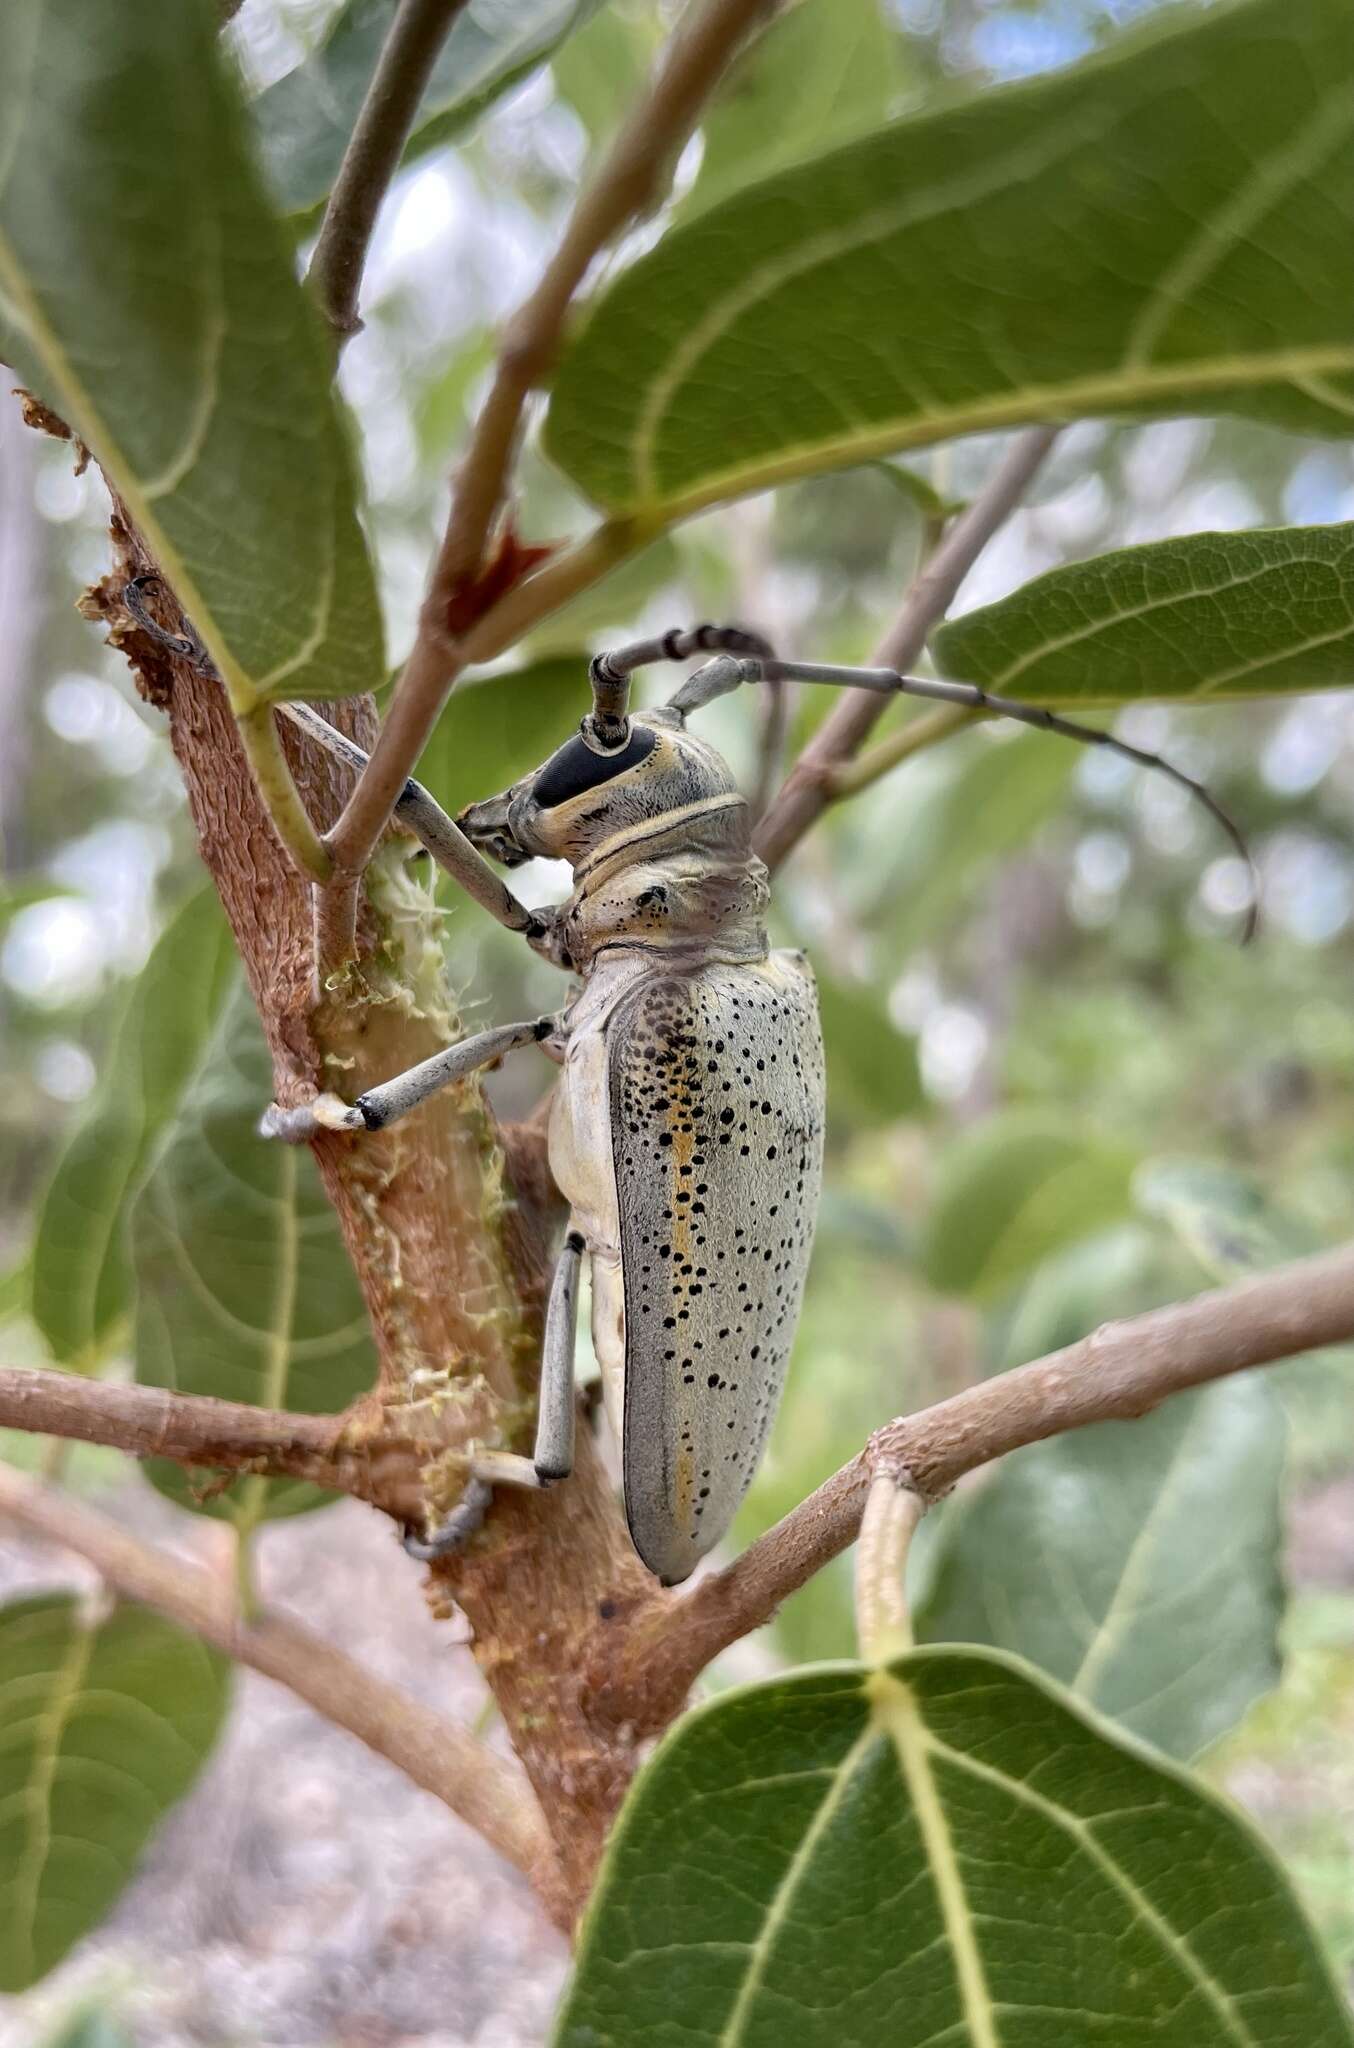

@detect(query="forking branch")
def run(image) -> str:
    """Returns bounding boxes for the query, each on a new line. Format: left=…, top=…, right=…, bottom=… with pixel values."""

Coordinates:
left=320, top=0, right=783, bottom=950
left=755, top=424, right=1061, bottom=870
left=583, top=1237, right=1354, bottom=1731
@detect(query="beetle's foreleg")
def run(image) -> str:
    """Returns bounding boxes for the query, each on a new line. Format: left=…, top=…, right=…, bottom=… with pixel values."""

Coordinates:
left=261, top=1014, right=558, bottom=1139
left=400, top=1228, right=583, bottom=1563
left=277, top=703, right=550, bottom=947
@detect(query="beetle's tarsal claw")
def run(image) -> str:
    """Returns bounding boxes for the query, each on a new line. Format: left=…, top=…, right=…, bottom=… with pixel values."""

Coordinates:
left=258, top=1094, right=363, bottom=1141
left=401, top=1476, right=495, bottom=1562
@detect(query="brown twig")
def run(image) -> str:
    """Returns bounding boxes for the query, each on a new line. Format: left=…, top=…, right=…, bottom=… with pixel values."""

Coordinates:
left=0, top=1464, right=554, bottom=1896
left=754, top=425, right=1060, bottom=871
left=586, top=1237, right=1354, bottom=1730
left=0, top=1369, right=424, bottom=1519
left=321, top=0, right=781, bottom=938
left=307, top=0, right=473, bottom=342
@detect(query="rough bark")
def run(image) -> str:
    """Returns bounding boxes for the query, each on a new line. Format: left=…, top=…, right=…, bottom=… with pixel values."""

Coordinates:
left=81, top=508, right=655, bottom=1924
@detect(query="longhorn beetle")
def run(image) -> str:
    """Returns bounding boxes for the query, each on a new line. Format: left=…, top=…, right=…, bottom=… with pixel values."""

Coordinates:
left=122, top=584, right=1256, bottom=1585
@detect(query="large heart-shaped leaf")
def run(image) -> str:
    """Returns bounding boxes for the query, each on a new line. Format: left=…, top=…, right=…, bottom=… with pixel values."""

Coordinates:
left=915, top=1377, right=1285, bottom=1758
left=919, top=1111, right=1138, bottom=1303
left=934, top=523, right=1354, bottom=705
left=544, top=0, right=1354, bottom=520
left=254, top=0, right=607, bottom=222
left=30, top=890, right=236, bottom=1371
left=0, top=1596, right=229, bottom=1993
left=0, top=0, right=384, bottom=711
left=556, top=1646, right=1351, bottom=2045
left=132, top=984, right=375, bottom=1527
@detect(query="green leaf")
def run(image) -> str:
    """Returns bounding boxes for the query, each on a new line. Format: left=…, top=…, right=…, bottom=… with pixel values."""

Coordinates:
left=31, top=891, right=237, bottom=1371
left=551, top=4, right=660, bottom=151
left=557, top=1647, right=1352, bottom=2046
left=416, top=654, right=588, bottom=815
left=0, top=0, right=384, bottom=711
left=1136, top=1158, right=1317, bottom=1280
left=915, top=1379, right=1285, bottom=1758
left=0, top=1258, right=30, bottom=1327
left=677, top=0, right=901, bottom=223
left=1136, top=1160, right=1354, bottom=1477
left=867, top=729, right=1076, bottom=954
left=255, top=0, right=607, bottom=222
left=0, top=1596, right=229, bottom=1993
left=544, top=0, right=1354, bottom=519
left=935, top=523, right=1354, bottom=705
left=815, top=974, right=920, bottom=1130
left=919, top=1110, right=1138, bottom=1303
left=132, top=984, right=375, bottom=1526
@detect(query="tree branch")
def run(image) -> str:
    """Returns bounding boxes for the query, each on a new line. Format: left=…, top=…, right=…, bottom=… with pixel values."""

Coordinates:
left=586, top=1237, right=1354, bottom=1731
left=322, top=0, right=781, bottom=914
left=0, top=1464, right=555, bottom=1899
left=0, top=1368, right=425, bottom=1520
left=753, top=425, right=1060, bottom=871
left=307, top=0, right=473, bottom=342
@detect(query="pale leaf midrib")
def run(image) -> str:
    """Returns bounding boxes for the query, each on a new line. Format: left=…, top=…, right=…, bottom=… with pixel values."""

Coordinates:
left=715, top=1723, right=877, bottom=2045
left=1125, top=87, right=1354, bottom=369
left=924, top=1728, right=1257, bottom=2047
left=959, top=542, right=1354, bottom=697
left=873, top=1674, right=1002, bottom=2048
left=632, top=99, right=1099, bottom=499
left=1069, top=1397, right=1208, bottom=1700
left=605, top=345, right=1354, bottom=526
left=0, top=204, right=343, bottom=710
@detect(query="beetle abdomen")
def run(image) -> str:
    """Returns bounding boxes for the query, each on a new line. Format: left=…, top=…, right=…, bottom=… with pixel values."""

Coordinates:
left=609, top=950, right=824, bottom=1584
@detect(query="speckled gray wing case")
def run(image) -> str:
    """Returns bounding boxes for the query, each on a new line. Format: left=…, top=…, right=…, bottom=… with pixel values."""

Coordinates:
left=609, top=950, right=825, bottom=1583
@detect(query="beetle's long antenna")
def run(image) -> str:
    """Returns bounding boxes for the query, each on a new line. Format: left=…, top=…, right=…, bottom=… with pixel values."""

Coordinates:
left=587, top=623, right=773, bottom=750
left=666, top=648, right=1259, bottom=942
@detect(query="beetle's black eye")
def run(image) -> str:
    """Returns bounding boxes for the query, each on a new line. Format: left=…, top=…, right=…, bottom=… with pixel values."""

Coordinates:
left=533, top=725, right=657, bottom=809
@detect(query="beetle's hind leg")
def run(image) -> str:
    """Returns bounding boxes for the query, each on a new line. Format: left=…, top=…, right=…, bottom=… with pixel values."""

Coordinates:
left=261, top=1013, right=562, bottom=1140
left=401, top=1227, right=584, bottom=1562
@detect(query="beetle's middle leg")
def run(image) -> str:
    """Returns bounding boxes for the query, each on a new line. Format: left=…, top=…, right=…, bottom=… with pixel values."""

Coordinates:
left=403, top=1225, right=584, bottom=1562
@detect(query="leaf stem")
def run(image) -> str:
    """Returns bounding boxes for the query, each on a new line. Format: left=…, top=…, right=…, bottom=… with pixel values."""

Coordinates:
left=307, top=0, right=473, bottom=343
left=236, top=705, right=333, bottom=882
left=755, top=424, right=1059, bottom=871
left=826, top=703, right=979, bottom=798
left=436, top=0, right=779, bottom=599
left=319, top=516, right=648, bottom=960
left=854, top=1474, right=925, bottom=1664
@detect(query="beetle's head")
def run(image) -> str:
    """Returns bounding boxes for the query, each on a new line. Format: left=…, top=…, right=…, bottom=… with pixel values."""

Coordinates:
left=457, top=709, right=741, bottom=871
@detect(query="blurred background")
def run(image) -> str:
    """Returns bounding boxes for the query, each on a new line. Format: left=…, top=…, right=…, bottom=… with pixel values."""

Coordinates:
left=2, top=0, right=1352, bottom=2040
